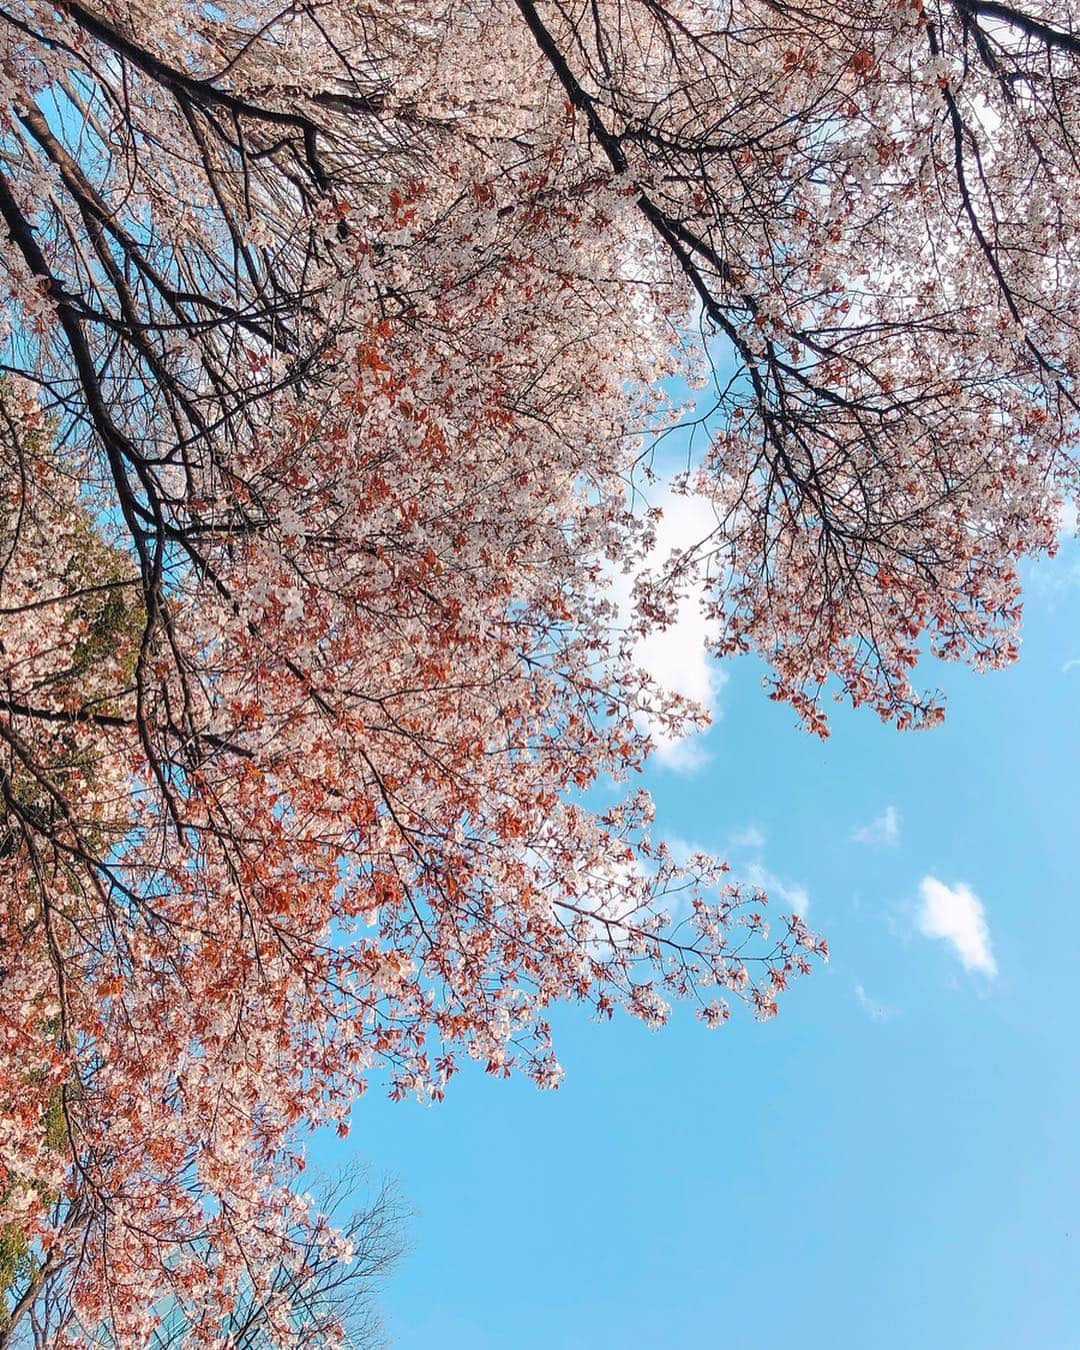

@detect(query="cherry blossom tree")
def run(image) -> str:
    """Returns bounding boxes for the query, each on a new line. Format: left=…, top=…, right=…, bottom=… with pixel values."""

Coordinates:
left=0, top=0, right=1076, bottom=1342
left=2, top=1160, right=404, bottom=1347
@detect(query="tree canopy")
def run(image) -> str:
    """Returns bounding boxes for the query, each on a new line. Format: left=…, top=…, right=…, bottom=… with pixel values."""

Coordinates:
left=0, top=0, right=1075, bottom=1342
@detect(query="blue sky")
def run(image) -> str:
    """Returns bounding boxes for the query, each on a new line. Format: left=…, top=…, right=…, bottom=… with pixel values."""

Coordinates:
left=314, top=532, right=1080, bottom=1349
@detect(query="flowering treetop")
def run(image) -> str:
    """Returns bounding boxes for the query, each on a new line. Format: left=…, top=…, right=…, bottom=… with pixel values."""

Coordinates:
left=0, top=0, right=1075, bottom=1342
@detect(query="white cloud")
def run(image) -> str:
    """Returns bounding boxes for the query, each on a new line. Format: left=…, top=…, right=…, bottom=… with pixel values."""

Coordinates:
left=744, top=860, right=810, bottom=918
left=854, top=981, right=892, bottom=1022
left=852, top=805, right=900, bottom=848
left=728, top=824, right=766, bottom=851
left=916, top=876, right=997, bottom=977
left=660, top=833, right=707, bottom=868
left=663, top=827, right=808, bottom=916
left=1063, top=657, right=1080, bottom=675
left=606, top=484, right=725, bottom=772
